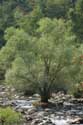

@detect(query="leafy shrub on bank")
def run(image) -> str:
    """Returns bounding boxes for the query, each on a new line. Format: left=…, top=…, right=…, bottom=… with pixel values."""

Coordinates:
left=72, top=83, right=83, bottom=98
left=0, top=107, right=22, bottom=124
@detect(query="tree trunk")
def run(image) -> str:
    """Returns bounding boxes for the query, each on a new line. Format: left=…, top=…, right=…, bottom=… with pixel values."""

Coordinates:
left=39, top=83, right=51, bottom=103
left=40, top=89, right=51, bottom=103
left=41, top=95, right=49, bottom=103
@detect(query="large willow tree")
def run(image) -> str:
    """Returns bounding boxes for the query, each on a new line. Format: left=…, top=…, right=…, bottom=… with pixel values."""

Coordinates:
left=0, top=18, right=81, bottom=103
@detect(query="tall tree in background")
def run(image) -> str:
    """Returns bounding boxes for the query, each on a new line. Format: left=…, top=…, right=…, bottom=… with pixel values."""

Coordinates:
left=69, top=0, right=83, bottom=42
left=0, top=0, right=34, bottom=47
left=0, top=0, right=78, bottom=48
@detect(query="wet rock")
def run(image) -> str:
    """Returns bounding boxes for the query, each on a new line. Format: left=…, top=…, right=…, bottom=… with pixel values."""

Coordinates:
left=28, top=96, right=33, bottom=99
left=63, top=102, right=75, bottom=110
left=77, top=98, right=83, bottom=103
left=45, top=108, right=51, bottom=112
left=0, top=92, right=6, bottom=96
left=33, top=94, right=40, bottom=98
left=0, top=85, right=5, bottom=91
left=70, top=117, right=83, bottom=124
left=24, top=115, right=33, bottom=121
left=70, top=98, right=83, bottom=104
left=37, top=111, right=46, bottom=118
left=31, top=119, right=42, bottom=125
left=28, top=108, right=37, bottom=114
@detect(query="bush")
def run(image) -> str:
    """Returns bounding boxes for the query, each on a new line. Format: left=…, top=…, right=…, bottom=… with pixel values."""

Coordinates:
left=24, top=89, right=35, bottom=96
left=72, top=84, right=83, bottom=98
left=0, top=107, right=22, bottom=125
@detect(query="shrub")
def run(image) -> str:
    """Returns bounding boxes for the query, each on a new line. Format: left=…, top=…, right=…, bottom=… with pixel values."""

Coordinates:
left=0, top=107, right=22, bottom=125
left=72, top=84, right=83, bottom=98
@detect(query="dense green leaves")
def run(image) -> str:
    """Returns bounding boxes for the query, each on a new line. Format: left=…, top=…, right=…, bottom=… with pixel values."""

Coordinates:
left=0, top=0, right=83, bottom=102
left=70, top=0, right=83, bottom=42
left=0, top=18, right=81, bottom=100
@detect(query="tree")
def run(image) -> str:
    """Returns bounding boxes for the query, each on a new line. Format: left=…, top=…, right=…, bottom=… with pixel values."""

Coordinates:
left=14, top=4, right=43, bottom=35
left=32, top=0, right=74, bottom=19
left=0, top=0, right=34, bottom=48
left=0, top=18, right=79, bottom=103
left=69, top=0, right=83, bottom=42
left=43, top=0, right=72, bottom=18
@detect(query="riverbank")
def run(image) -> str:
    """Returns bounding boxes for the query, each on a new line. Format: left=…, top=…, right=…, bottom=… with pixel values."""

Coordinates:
left=0, top=85, right=83, bottom=125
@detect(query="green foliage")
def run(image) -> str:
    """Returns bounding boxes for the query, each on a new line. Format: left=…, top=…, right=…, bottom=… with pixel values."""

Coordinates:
left=71, top=83, right=83, bottom=98
left=0, top=0, right=35, bottom=47
left=45, top=0, right=71, bottom=18
left=0, top=0, right=77, bottom=48
left=69, top=0, right=83, bottom=42
left=35, top=0, right=73, bottom=18
left=0, top=0, right=16, bottom=47
left=0, top=107, right=22, bottom=124
left=14, top=5, right=43, bottom=34
left=0, top=17, right=81, bottom=102
left=0, top=0, right=83, bottom=101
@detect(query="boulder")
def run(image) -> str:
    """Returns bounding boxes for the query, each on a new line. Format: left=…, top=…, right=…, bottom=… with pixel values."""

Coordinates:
left=70, top=117, right=83, bottom=124
left=28, top=108, right=37, bottom=114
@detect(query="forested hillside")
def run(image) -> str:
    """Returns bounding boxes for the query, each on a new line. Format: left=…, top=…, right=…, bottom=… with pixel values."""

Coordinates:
left=1, top=0, right=83, bottom=125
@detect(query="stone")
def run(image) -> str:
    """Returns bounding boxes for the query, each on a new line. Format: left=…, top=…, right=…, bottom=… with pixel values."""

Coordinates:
left=45, top=108, right=51, bottom=112
left=31, top=119, right=42, bottom=125
left=70, top=117, right=83, bottom=124
left=33, top=94, right=40, bottom=98
left=63, top=102, right=75, bottom=110
left=28, top=108, right=37, bottom=114
left=24, top=115, right=33, bottom=121
left=37, top=111, right=45, bottom=117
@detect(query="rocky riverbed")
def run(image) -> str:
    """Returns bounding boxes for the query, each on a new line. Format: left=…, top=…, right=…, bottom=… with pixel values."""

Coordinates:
left=0, top=85, right=83, bottom=125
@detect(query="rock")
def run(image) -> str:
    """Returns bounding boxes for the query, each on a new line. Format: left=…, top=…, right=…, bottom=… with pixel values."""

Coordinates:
left=15, top=108, right=24, bottom=113
left=31, top=119, right=42, bottom=125
left=28, top=97, right=33, bottom=99
left=56, top=112, right=64, bottom=116
left=61, top=97, right=66, bottom=101
left=38, top=119, right=51, bottom=125
left=70, top=117, right=83, bottom=124
left=78, top=111, right=83, bottom=115
left=0, top=86, right=5, bottom=91
left=45, top=108, right=51, bottom=112
left=65, top=94, right=73, bottom=99
left=28, top=108, right=37, bottom=114
left=14, top=95, right=19, bottom=99
left=0, top=92, right=6, bottom=97
left=11, top=88, right=16, bottom=92
left=37, top=111, right=45, bottom=117
left=70, top=98, right=83, bottom=104
left=77, top=98, right=83, bottom=103
left=70, top=109, right=78, bottom=115
left=63, top=102, right=75, bottom=109
left=24, top=115, right=33, bottom=121
left=57, top=101, right=63, bottom=106
left=33, top=94, right=40, bottom=98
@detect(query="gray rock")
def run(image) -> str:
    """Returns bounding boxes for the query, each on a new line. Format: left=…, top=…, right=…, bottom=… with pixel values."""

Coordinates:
left=33, top=94, right=40, bottom=98
left=28, top=108, right=37, bottom=114
left=45, top=108, right=51, bottom=112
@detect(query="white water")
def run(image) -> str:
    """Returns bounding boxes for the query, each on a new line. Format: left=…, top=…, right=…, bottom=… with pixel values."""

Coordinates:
left=50, top=117, right=70, bottom=125
left=55, top=120, right=69, bottom=125
left=12, top=100, right=34, bottom=109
